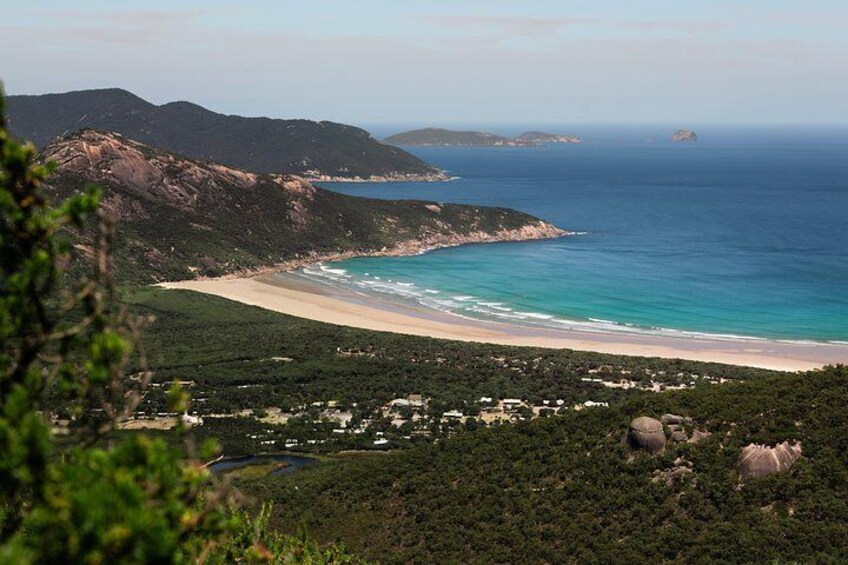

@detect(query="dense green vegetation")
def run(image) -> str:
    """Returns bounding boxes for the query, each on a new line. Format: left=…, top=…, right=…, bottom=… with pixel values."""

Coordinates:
left=7, top=82, right=847, bottom=564
left=7, top=88, right=442, bottom=179
left=238, top=365, right=848, bottom=564
left=384, top=128, right=581, bottom=147
left=0, top=87, right=358, bottom=563
left=125, top=287, right=778, bottom=455
left=43, top=130, right=554, bottom=283
left=384, top=127, right=520, bottom=146
left=133, top=288, right=771, bottom=408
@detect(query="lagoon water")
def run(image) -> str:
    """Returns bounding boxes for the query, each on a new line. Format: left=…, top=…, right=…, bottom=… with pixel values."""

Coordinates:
left=312, top=126, right=848, bottom=343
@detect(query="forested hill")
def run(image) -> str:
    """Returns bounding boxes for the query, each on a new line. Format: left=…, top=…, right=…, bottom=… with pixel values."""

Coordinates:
left=245, top=365, right=848, bottom=564
left=385, top=127, right=528, bottom=146
left=385, top=127, right=581, bottom=146
left=7, top=88, right=446, bottom=181
left=42, top=129, right=564, bottom=282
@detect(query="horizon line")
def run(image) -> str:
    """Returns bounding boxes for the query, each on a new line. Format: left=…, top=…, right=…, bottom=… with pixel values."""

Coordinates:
left=5, top=86, right=847, bottom=129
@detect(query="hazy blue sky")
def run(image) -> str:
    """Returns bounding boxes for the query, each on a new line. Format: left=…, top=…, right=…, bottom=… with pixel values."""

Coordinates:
left=2, top=1, right=847, bottom=125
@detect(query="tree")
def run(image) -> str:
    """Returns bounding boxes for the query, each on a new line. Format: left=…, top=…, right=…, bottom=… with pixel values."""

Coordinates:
left=0, top=84, right=360, bottom=563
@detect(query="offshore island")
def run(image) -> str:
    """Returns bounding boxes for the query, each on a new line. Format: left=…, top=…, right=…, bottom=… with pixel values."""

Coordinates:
left=384, top=127, right=581, bottom=146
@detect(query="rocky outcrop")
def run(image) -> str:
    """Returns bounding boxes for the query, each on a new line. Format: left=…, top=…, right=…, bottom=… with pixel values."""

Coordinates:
left=672, top=129, right=697, bottom=142
left=652, top=457, right=695, bottom=486
left=670, top=429, right=688, bottom=442
left=42, top=130, right=319, bottom=219
left=41, top=131, right=567, bottom=282
left=42, top=130, right=259, bottom=212
left=206, top=220, right=568, bottom=281
left=628, top=417, right=666, bottom=454
left=660, top=413, right=701, bottom=443
left=739, top=441, right=802, bottom=480
left=383, top=220, right=567, bottom=258
left=688, top=429, right=712, bottom=444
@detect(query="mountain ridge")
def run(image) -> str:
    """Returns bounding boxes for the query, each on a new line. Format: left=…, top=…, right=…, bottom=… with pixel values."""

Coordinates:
left=9, top=88, right=447, bottom=181
left=41, top=129, right=565, bottom=282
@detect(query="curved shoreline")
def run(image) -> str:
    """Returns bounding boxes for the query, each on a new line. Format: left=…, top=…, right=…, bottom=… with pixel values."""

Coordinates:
left=159, top=273, right=848, bottom=372
left=167, top=221, right=569, bottom=283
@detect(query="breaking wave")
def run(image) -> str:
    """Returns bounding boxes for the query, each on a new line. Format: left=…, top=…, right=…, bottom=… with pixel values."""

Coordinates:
left=284, top=264, right=839, bottom=345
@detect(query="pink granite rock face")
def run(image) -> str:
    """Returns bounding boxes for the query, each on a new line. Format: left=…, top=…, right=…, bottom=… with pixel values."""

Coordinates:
left=739, top=441, right=802, bottom=480
left=628, top=417, right=666, bottom=454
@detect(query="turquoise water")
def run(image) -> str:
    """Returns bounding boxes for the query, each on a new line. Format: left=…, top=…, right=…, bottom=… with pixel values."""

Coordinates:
left=308, top=127, right=848, bottom=342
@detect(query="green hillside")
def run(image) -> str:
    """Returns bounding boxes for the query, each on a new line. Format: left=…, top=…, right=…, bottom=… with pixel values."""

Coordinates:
left=121, top=287, right=776, bottom=455
left=238, top=365, right=848, bottom=564
left=385, top=127, right=527, bottom=146
left=8, top=88, right=445, bottom=180
left=42, top=129, right=562, bottom=282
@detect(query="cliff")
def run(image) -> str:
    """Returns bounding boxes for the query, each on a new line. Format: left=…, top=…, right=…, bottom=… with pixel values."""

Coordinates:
left=8, top=88, right=447, bottom=181
left=42, top=130, right=566, bottom=282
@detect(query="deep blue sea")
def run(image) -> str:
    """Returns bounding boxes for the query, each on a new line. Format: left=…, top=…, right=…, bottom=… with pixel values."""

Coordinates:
left=310, top=126, right=848, bottom=343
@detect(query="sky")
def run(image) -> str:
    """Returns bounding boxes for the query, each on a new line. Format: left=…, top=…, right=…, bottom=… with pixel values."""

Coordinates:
left=1, top=1, right=847, bottom=126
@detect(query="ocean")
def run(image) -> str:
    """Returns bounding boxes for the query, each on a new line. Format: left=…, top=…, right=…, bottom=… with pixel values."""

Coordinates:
left=300, top=126, right=848, bottom=343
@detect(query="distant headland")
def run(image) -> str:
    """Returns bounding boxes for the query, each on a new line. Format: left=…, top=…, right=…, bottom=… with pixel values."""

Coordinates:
left=384, top=127, right=581, bottom=147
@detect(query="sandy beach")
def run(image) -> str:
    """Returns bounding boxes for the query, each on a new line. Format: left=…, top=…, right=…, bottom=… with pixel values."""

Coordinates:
left=158, top=273, right=848, bottom=372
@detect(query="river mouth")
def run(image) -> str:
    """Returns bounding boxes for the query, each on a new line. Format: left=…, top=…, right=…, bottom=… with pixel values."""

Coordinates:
left=207, top=454, right=317, bottom=476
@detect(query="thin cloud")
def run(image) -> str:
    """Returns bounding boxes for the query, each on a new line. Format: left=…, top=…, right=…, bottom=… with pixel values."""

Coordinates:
left=100, top=9, right=208, bottom=26
left=620, top=20, right=728, bottom=34
left=3, top=8, right=208, bottom=26
left=0, top=8, right=211, bottom=47
left=756, top=9, right=848, bottom=32
left=427, top=15, right=599, bottom=36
